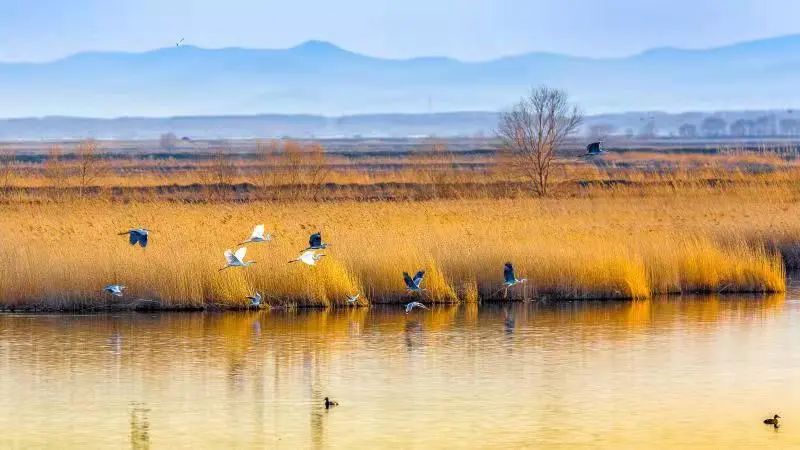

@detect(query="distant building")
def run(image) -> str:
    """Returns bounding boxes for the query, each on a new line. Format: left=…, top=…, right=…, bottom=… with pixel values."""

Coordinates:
left=678, top=123, right=697, bottom=138
left=701, top=117, right=727, bottom=137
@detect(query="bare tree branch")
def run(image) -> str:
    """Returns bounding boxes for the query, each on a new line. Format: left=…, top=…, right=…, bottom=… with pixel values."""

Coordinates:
left=496, top=86, right=582, bottom=196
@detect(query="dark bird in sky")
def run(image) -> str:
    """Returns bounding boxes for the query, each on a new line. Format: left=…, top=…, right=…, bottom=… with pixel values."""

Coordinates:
left=581, top=141, right=606, bottom=157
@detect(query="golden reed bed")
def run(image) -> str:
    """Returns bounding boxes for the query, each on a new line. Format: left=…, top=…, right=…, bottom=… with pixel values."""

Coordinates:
left=0, top=194, right=787, bottom=310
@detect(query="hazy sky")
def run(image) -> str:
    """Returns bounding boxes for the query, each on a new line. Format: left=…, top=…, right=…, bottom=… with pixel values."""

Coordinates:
left=2, top=0, right=800, bottom=62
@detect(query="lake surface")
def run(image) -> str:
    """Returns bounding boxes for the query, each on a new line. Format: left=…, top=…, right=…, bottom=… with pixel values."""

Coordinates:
left=2, top=293, right=800, bottom=448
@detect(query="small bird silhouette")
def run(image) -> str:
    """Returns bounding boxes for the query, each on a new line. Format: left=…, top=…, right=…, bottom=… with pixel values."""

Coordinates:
left=176, top=38, right=184, bottom=47
left=306, top=232, right=329, bottom=250
left=103, top=284, right=125, bottom=297
left=581, top=141, right=607, bottom=157
left=764, top=414, right=781, bottom=427
left=324, top=397, right=339, bottom=409
left=119, top=228, right=149, bottom=247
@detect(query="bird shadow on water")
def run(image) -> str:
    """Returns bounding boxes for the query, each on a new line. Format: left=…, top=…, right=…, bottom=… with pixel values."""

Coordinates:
left=130, top=402, right=150, bottom=450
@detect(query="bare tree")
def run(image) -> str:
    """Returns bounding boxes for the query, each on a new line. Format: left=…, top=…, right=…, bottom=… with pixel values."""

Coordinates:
left=410, top=140, right=456, bottom=198
left=210, top=146, right=237, bottom=186
left=0, top=146, right=15, bottom=192
left=254, top=140, right=330, bottom=200
left=44, top=145, right=68, bottom=191
left=76, top=139, right=101, bottom=198
left=302, top=142, right=330, bottom=200
left=255, top=139, right=282, bottom=190
left=280, top=140, right=306, bottom=190
left=159, top=132, right=178, bottom=151
left=496, top=86, right=582, bottom=197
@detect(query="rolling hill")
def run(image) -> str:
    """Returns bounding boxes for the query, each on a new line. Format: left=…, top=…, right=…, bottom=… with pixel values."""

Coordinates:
left=3, top=35, right=800, bottom=118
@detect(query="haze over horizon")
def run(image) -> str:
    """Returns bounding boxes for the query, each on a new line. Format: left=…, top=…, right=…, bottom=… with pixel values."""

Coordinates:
left=3, top=0, right=800, bottom=62
left=3, top=1, right=800, bottom=118
left=7, top=34, right=800, bottom=65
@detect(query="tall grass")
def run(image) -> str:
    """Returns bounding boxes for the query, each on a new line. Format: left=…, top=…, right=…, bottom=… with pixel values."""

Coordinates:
left=0, top=196, right=786, bottom=310
left=7, top=143, right=800, bottom=202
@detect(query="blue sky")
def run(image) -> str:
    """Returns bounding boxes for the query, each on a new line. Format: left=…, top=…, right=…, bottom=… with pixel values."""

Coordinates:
left=2, top=0, right=800, bottom=62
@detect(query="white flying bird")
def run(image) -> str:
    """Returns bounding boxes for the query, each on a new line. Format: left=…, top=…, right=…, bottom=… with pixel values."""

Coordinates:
left=404, top=301, right=429, bottom=314
left=247, top=292, right=262, bottom=307
left=346, top=293, right=360, bottom=304
left=103, top=284, right=125, bottom=297
left=288, top=250, right=325, bottom=266
left=220, top=247, right=256, bottom=271
left=240, top=224, right=272, bottom=245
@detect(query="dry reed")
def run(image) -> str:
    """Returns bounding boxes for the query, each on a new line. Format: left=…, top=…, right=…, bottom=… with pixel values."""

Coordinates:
left=0, top=196, right=787, bottom=310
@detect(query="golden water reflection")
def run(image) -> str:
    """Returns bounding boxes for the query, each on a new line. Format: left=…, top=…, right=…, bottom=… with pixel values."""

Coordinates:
left=0, top=294, right=798, bottom=448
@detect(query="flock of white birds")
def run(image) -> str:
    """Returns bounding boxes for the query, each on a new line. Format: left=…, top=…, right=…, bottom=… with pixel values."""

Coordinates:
left=105, top=225, right=529, bottom=313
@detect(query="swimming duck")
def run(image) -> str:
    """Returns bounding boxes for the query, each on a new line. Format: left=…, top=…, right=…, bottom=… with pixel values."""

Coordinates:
left=764, top=414, right=781, bottom=426
left=324, top=397, right=339, bottom=409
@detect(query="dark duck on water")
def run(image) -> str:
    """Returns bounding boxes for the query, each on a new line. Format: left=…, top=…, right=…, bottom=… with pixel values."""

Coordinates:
left=763, top=414, right=780, bottom=426
left=324, top=397, right=339, bottom=409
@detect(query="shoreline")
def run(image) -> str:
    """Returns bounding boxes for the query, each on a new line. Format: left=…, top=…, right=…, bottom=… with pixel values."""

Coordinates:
left=0, top=289, right=784, bottom=313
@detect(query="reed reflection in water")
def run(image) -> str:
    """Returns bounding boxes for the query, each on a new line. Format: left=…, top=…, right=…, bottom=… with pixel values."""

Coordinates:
left=0, top=293, right=798, bottom=448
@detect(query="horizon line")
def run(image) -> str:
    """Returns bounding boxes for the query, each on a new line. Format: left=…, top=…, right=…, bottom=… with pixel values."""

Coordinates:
left=0, top=108, right=797, bottom=122
left=3, top=32, right=800, bottom=65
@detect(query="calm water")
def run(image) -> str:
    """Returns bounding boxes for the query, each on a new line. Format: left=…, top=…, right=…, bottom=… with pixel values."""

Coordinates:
left=1, top=294, right=800, bottom=448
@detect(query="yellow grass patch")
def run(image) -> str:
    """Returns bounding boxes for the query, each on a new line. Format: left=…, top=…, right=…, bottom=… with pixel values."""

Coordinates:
left=0, top=195, right=788, bottom=309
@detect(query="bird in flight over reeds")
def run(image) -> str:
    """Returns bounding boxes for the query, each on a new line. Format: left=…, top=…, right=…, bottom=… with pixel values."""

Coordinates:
left=403, top=270, right=426, bottom=294
left=220, top=247, right=256, bottom=271
left=240, top=224, right=272, bottom=245
left=405, top=301, right=429, bottom=314
left=103, top=284, right=125, bottom=297
left=581, top=141, right=607, bottom=157
left=498, top=262, right=527, bottom=298
left=288, top=250, right=325, bottom=266
left=247, top=292, right=262, bottom=308
left=306, top=232, right=329, bottom=250
left=346, top=293, right=360, bottom=304
left=119, top=228, right=149, bottom=247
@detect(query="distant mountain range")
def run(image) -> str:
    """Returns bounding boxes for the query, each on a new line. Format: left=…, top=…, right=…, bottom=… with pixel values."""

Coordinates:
left=4, top=35, right=800, bottom=118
